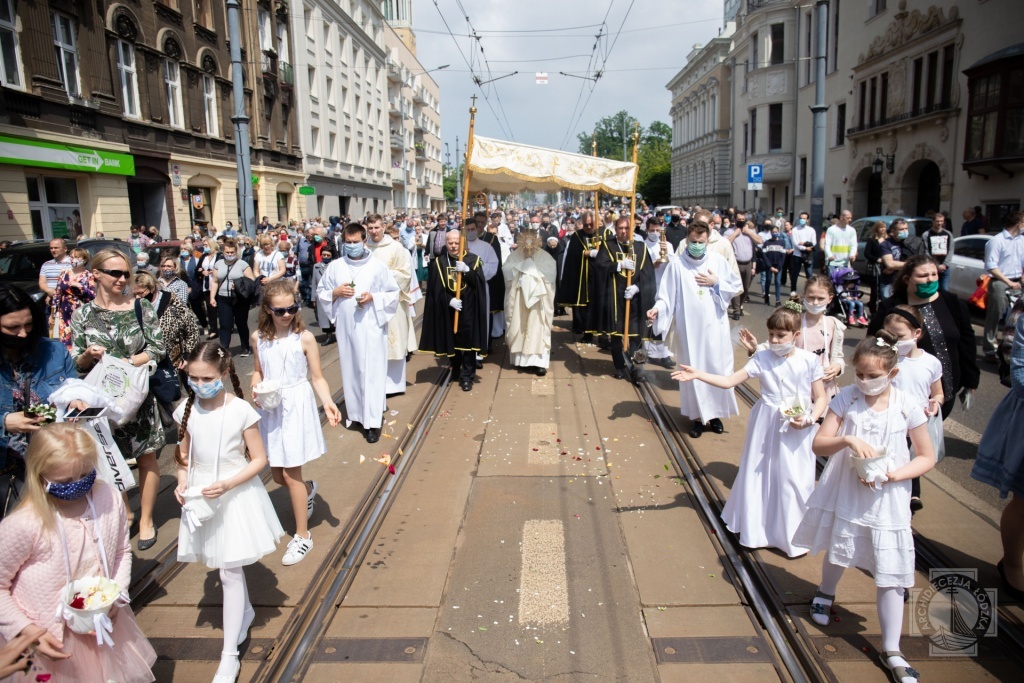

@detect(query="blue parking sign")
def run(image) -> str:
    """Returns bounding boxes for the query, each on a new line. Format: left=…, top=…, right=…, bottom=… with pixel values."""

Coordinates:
left=747, top=164, right=763, bottom=190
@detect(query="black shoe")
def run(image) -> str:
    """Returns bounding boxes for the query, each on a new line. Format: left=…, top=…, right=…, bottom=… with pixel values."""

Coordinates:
left=321, top=335, right=333, bottom=347
left=708, top=418, right=724, bottom=434
left=597, top=336, right=611, bottom=350
left=581, top=333, right=594, bottom=343
left=366, top=428, right=381, bottom=443
left=612, top=370, right=625, bottom=380
left=475, top=359, right=484, bottom=369
left=536, top=367, right=547, bottom=376
left=239, top=348, right=252, bottom=357
left=656, top=357, right=676, bottom=369
left=909, top=496, right=924, bottom=513
left=763, top=295, right=770, bottom=305
left=406, top=352, right=413, bottom=362
left=688, top=421, right=704, bottom=438
left=460, top=379, right=473, bottom=392
left=137, top=530, right=158, bottom=551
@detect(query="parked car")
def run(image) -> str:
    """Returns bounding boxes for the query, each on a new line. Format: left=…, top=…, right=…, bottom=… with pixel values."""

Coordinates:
left=850, top=215, right=933, bottom=277
left=0, top=238, right=132, bottom=301
left=947, top=234, right=992, bottom=306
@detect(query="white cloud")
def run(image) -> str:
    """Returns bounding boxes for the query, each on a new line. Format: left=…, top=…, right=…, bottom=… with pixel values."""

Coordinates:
left=413, top=0, right=724, bottom=158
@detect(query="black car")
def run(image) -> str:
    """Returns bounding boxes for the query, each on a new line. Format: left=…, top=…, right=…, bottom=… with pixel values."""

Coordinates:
left=0, top=238, right=133, bottom=301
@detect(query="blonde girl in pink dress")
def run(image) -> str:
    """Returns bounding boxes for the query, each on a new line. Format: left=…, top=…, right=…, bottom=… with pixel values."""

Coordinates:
left=0, top=423, right=156, bottom=682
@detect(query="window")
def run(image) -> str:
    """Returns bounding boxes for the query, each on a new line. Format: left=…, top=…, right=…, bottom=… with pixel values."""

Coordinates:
left=880, top=72, right=889, bottom=120
left=769, top=24, right=784, bottom=66
left=940, top=45, right=955, bottom=106
left=870, top=0, right=886, bottom=17
left=926, top=51, right=938, bottom=108
left=803, top=12, right=812, bottom=85
left=859, top=80, right=867, bottom=126
left=203, top=74, right=219, bottom=136
left=869, top=76, right=878, bottom=125
left=749, top=31, right=758, bottom=70
left=768, top=103, right=783, bottom=151
left=276, top=192, right=289, bottom=223
left=311, top=126, right=320, bottom=156
left=258, top=10, right=272, bottom=52
left=325, top=76, right=334, bottom=106
left=0, top=0, right=22, bottom=88
left=835, top=103, right=846, bottom=146
left=117, top=40, right=140, bottom=118
left=308, top=66, right=317, bottom=99
left=328, top=132, right=336, bottom=157
left=799, top=157, right=807, bottom=195
left=51, top=13, right=79, bottom=98
left=965, top=59, right=1024, bottom=162
left=276, top=22, right=290, bottom=62
left=164, top=60, right=184, bottom=128
left=195, top=0, right=212, bottom=28
left=742, top=123, right=748, bottom=161
left=912, top=58, right=923, bottom=111
left=749, top=108, right=757, bottom=155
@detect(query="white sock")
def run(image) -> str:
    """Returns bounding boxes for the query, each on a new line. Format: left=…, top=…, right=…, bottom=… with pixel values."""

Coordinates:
left=220, top=567, right=247, bottom=665
left=811, top=558, right=845, bottom=626
left=878, top=586, right=916, bottom=680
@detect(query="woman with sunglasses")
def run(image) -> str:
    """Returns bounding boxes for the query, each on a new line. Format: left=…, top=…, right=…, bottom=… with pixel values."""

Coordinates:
left=70, top=249, right=166, bottom=550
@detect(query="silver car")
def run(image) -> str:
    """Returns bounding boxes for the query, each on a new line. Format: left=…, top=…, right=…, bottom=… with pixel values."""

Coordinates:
left=947, top=234, right=992, bottom=304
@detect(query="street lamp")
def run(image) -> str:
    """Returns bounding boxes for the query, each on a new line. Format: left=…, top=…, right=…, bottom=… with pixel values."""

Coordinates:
left=398, top=64, right=449, bottom=213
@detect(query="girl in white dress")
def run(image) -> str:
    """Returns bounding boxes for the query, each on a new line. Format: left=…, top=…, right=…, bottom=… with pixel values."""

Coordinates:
left=250, top=280, right=341, bottom=566
left=672, top=304, right=828, bottom=557
left=173, top=342, right=285, bottom=683
left=739, top=274, right=846, bottom=400
left=884, top=305, right=944, bottom=514
left=793, top=331, right=935, bottom=683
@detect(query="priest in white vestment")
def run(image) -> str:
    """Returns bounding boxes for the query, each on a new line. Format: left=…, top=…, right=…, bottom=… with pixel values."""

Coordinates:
left=317, top=223, right=399, bottom=443
left=366, top=215, right=415, bottom=394
left=648, top=220, right=742, bottom=438
left=503, top=229, right=557, bottom=375
left=464, top=222, right=499, bottom=360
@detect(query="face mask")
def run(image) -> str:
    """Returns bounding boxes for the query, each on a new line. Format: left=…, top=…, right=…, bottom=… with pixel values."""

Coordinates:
left=224, top=254, right=238, bottom=263
left=322, top=255, right=333, bottom=263
left=314, top=235, right=323, bottom=243
left=897, top=230, right=909, bottom=240
left=466, top=231, right=478, bottom=242
left=856, top=372, right=892, bottom=396
left=188, top=378, right=224, bottom=400
left=776, top=212, right=783, bottom=217
left=896, top=339, right=917, bottom=358
left=344, top=243, right=365, bottom=259
left=161, top=268, right=175, bottom=277
left=915, top=280, right=939, bottom=297
left=647, top=232, right=660, bottom=242
left=686, top=241, right=707, bottom=258
left=769, top=341, right=794, bottom=357
left=180, top=248, right=191, bottom=258
left=136, top=259, right=148, bottom=267
left=771, top=232, right=780, bottom=240
left=798, top=218, right=807, bottom=226
left=45, top=469, right=97, bottom=501
left=70, top=259, right=86, bottom=268
left=0, top=332, right=32, bottom=351
left=203, top=246, right=211, bottom=254
left=803, top=301, right=828, bottom=315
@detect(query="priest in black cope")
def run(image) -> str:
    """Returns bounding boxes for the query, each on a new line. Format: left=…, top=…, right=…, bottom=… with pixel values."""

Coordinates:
left=555, top=210, right=607, bottom=343
left=419, top=230, right=489, bottom=391
left=474, top=211, right=505, bottom=350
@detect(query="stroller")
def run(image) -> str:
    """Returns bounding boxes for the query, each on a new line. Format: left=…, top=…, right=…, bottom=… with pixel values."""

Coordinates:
left=833, top=269, right=868, bottom=326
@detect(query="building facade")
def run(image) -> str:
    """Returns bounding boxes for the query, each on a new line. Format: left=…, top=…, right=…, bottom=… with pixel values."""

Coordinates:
left=667, top=29, right=734, bottom=209
left=0, top=0, right=303, bottom=242
left=383, top=13, right=443, bottom=213
left=289, top=0, right=392, bottom=219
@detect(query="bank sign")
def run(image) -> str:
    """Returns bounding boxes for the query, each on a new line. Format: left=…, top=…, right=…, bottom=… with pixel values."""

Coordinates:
left=0, top=135, right=135, bottom=176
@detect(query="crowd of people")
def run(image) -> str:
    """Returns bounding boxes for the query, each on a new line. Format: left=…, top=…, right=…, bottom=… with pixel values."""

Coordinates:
left=0, top=201, right=1018, bottom=683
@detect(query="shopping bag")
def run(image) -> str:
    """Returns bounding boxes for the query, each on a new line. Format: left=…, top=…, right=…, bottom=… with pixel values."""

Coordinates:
left=83, top=354, right=150, bottom=426
left=83, top=418, right=136, bottom=492
left=969, top=275, right=989, bottom=310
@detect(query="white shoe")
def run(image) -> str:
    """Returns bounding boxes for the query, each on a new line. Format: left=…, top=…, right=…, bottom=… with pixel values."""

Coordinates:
left=212, top=653, right=240, bottom=683
left=238, top=605, right=255, bottom=646
left=282, top=533, right=313, bottom=566
left=306, top=480, right=318, bottom=520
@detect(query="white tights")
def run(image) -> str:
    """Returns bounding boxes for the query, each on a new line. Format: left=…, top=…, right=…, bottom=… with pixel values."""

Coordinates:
left=218, top=567, right=251, bottom=674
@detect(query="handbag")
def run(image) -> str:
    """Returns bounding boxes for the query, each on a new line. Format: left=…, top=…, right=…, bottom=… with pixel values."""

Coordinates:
left=234, top=274, right=258, bottom=302
left=83, top=417, right=136, bottom=492
left=133, top=299, right=181, bottom=404
left=179, top=414, right=222, bottom=532
left=83, top=354, right=149, bottom=426
left=969, top=274, right=990, bottom=310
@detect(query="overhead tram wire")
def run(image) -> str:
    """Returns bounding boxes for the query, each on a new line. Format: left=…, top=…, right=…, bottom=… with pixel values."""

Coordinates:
left=415, top=17, right=720, bottom=39
left=557, top=0, right=617, bottom=150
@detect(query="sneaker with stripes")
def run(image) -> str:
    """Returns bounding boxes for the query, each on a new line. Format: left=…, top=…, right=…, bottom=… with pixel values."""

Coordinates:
left=282, top=532, right=313, bottom=566
left=306, top=480, right=318, bottom=520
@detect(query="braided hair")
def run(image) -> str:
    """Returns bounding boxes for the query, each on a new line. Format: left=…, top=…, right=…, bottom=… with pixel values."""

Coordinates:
left=174, top=341, right=244, bottom=467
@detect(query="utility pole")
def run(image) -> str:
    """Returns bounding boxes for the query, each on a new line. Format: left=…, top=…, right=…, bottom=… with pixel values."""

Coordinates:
left=226, top=0, right=255, bottom=238
left=809, top=0, right=830, bottom=236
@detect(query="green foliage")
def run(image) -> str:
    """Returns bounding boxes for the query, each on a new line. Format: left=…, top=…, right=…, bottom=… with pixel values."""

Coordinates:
left=443, top=163, right=461, bottom=204
left=577, top=112, right=673, bottom=206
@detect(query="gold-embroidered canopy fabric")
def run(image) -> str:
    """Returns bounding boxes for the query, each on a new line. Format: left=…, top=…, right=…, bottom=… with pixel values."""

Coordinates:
left=466, top=136, right=637, bottom=196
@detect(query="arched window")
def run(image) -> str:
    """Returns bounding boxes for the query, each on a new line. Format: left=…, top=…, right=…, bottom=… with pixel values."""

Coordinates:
left=114, top=14, right=140, bottom=118
left=201, top=54, right=219, bottom=137
left=163, top=37, right=184, bottom=129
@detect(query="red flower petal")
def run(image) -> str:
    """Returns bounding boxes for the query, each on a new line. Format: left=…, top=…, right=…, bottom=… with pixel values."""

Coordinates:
left=388, top=464, right=396, bottom=475
left=70, top=595, right=85, bottom=609
left=36, top=675, right=52, bottom=682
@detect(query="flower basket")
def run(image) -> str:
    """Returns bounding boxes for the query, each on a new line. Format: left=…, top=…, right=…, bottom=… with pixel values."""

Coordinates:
left=61, top=576, right=122, bottom=644
left=253, top=379, right=282, bottom=409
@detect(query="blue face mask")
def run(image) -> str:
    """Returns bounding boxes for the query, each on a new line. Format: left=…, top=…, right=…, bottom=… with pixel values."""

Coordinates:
left=798, top=218, right=807, bottom=226
left=180, top=248, right=191, bottom=258
left=686, top=241, right=707, bottom=258
left=45, top=469, right=97, bottom=501
left=344, top=243, right=365, bottom=259
left=188, top=378, right=224, bottom=400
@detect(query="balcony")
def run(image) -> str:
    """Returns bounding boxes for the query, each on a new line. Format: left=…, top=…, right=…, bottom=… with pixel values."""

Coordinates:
left=846, top=102, right=956, bottom=137
left=279, top=61, right=293, bottom=87
left=388, top=97, right=402, bottom=117
left=390, top=133, right=404, bottom=151
left=261, top=50, right=277, bottom=76
left=414, top=143, right=427, bottom=160
left=413, top=115, right=424, bottom=132
left=746, top=0, right=788, bottom=11
left=413, top=86, right=426, bottom=105
left=387, top=62, right=402, bottom=83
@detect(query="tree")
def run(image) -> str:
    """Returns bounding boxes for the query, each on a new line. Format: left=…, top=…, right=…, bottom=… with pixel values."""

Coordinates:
left=578, top=112, right=673, bottom=206
left=577, top=111, right=639, bottom=161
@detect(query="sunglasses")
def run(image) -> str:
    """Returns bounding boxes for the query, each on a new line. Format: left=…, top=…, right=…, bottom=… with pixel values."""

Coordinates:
left=97, top=268, right=131, bottom=280
left=268, top=305, right=300, bottom=316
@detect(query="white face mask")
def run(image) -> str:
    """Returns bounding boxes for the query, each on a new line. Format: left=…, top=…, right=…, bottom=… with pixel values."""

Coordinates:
left=856, top=372, right=893, bottom=396
left=896, top=339, right=917, bottom=358
left=769, top=341, right=795, bottom=357
left=803, top=301, right=828, bottom=315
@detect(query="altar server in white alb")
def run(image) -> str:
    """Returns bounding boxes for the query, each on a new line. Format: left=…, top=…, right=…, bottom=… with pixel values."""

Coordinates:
left=647, top=220, right=743, bottom=438
left=365, top=214, right=415, bottom=394
left=503, top=229, right=557, bottom=376
left=316, top=223, right=399, bottom=444
left=642, top=216, right=676, bottom=369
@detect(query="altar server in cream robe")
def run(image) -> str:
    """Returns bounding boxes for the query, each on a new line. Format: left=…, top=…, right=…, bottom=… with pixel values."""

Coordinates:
left=365, top=214, right=415, bottom=394
left=503, top=229, right=557, bottom=376
left=647, top=220, right=742, bottom=439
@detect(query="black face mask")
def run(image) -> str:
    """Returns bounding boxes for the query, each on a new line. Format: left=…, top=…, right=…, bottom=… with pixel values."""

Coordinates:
left=1, top=332, right=32, bottom=352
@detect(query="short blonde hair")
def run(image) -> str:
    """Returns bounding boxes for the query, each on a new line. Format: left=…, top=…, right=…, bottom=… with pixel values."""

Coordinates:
left=133, top=270, right=158, bottom=293
left=18, top=423, right=100, bottom=531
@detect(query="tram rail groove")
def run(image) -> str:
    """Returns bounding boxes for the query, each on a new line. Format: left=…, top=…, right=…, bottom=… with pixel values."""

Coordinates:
left=735, top=379, right=1024, bottom=667
left=634, top=380, right=828, bottom=683
left=251, top=367, right=452, bottom=682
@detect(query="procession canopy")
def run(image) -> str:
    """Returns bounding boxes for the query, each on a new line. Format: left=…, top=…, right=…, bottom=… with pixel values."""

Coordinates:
left=466, top=136, right=637, bottom=196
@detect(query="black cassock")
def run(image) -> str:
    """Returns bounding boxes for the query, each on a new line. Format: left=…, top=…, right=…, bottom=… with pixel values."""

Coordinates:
left=419, top=252, right=489, bottom=357
left=479, top=231, right=505, bottom=314
left=594, top=238, right=656, bottom=342
left=555, top=231, right=608, bottom=335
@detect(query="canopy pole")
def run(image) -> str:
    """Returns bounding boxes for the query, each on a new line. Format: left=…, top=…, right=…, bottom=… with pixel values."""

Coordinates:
left=454, top=99, right=478, bottom=333
left=622, top=122, right=641, bottom=353
left=591, top=132, right=599, bottom=214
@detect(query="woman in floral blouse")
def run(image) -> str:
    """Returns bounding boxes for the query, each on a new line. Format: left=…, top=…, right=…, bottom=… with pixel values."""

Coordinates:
left=49, top=247, right=95, bottom=350
left=70, top=249, right=166, bottom=551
